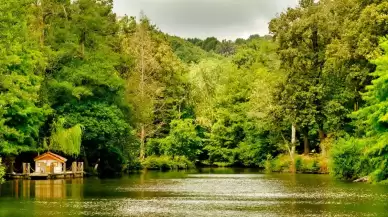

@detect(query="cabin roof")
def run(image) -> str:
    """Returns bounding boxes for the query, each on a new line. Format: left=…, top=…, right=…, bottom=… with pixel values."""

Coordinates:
left=34, top=151, right=67, bottom=163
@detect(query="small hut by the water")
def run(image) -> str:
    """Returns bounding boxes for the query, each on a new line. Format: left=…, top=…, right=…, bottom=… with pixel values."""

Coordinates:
left=34, top=152, right=67, bottom=174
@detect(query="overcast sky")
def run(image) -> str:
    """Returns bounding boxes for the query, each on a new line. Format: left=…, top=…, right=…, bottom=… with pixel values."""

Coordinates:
left=113, top=0, right=298, bottom=40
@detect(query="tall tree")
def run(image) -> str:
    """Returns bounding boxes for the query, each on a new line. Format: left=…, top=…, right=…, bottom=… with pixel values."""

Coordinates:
left=39, top=0, right=134, bottom=169
left=0, top=0, right=49, bottom=155
left=121, top=15, right=186, bottom=160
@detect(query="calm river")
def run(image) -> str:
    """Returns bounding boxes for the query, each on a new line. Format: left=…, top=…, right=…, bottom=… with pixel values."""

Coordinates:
left=0, top=168, right=387, bottom=217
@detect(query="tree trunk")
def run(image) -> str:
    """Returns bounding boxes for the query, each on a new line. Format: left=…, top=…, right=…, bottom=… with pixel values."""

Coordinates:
left=40, top=7, right=44, bottom=47
left=139, top=124, right=145, bottom=160
left=290, top=124, right=297, bottom=173
left=354, top=101, right=359, bottom=111
left=318, top=128, right=326, bottom=156
left=303, top=130, right=309, bottom=155
left=80, top=31, right=85, bottom=58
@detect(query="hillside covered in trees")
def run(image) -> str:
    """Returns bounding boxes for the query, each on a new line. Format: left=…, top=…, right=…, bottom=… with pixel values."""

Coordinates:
left=1, top=0, right=388, bottom=182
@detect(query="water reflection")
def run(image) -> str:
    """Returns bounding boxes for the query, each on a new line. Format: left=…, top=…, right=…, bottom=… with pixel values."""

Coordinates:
left=0, top=179, right=83, bottom=200
left=0, top=170, right=388, bottom=217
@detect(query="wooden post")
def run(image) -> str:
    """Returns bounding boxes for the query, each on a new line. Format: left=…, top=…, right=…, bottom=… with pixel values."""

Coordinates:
left=77, top=162, right=83, bottom=172
left=10, top=161, right=14, bottom=173
left=27, top=163, right=30, bottom=175
left=22, top=163, right=26, bottom=175
left=79, top=162, right=84, bottom=177
left=63, top=163, right=66, bottom=173
left=72, top=162, right=77, bottom=173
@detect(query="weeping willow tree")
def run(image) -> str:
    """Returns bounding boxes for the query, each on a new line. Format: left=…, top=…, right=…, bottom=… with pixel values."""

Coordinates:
left=48, top=118, right=83, bottom=156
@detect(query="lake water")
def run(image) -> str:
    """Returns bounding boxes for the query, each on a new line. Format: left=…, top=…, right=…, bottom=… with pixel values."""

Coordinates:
left=0, top=168, right=387, bottom=217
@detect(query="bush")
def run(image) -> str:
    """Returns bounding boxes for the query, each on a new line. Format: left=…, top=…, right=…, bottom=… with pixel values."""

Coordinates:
left=142, top=155, right=195, bottom=171
left=98, top=146, right=127, bottom=177
left=270, top=154, right=292, bottom=172
left=330, top=137, right=371, bottom=180
left=267, top=154, right=329, bottom=174
left=127, top=159, right=143, bottom=171
left=330, top=134, right=388, bottom=182
left=295, top=155, right=321, bottom=173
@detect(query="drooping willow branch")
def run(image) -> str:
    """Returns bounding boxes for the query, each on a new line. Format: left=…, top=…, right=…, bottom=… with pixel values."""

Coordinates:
left=49, top=118, right=82, bottom=156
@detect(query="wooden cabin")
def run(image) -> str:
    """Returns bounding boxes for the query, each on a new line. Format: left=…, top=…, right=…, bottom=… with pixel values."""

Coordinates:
left=7, top=152, right=83, bottom=180
left=34, top=152, right=66, bottom=174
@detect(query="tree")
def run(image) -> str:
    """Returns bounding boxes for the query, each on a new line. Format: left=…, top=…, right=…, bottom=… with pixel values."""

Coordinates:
left=201, top=37, right=221, bottom=52
left=331, top=38, right=388, bottom=182
left=168, top=35, right=214, bottom=63
left=0, top=0, right=49, bottom=155
left=269, top=0, right=349, bottom=154
left=121, top=15, right=186, bottom=160
left=39, top=0, right=135, bottom=171
left=48, top=118, right=82, bottom=156
left=216, top=40, right=236, bottom=56
left=159, top=119, right=202, bottom=161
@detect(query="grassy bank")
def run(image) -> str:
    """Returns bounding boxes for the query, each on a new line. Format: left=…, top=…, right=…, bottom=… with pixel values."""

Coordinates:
left=141, top=156, right=195, bottom=171
left=265, top=154, right=329, bottom=174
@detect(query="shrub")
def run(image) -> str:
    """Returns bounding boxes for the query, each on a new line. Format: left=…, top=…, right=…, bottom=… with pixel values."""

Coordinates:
left=268, top=154, right=328, bottom=174
left=159, top=119, right=202, bottom=161
left=213, top=162, right=233, bottom=167
left=127, top=159, right=143, bottom=171
left=330, top=137, right=371, bottom=180
left=296, top=155, right=320, bottom=173
left=270, top=154, right=292, bottom=172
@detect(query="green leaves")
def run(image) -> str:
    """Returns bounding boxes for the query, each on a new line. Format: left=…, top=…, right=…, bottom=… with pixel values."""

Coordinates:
left=0, top=158, right=4, bottom=183
left=49, top=118, right=82, bottom=156
left=0, top=0, right=50, bottom=155
left=331, top=38, right=388, bottom=182
left=158, top=119, right=202, bottom=161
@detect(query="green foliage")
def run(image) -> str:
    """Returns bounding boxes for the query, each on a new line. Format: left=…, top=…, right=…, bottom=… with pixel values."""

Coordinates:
left=0, top=0, right=50, bottom=155
left=294, top=155, right=320, bottom=173
left=98, top=146, right=127, bottom=176
left=267, top=154, right=326, bottom=174
left=59, top=102, right=133, bottom=150
left=268, top=155, right=292, bottom=173
left=49, top=118, right=82, bottom=156
left=331, top=39, right=388, bottom=182
left=188, top=55, right=281, bottom=167
left=1, top=0, right=388, bottom=180
left=142, top=155, right=194, bottom=171
left=0, top=159, right=5, bottom=183
left=330, top=137, right=372, bottom=180
left=168, top=36, right=219, bottom=63
left=158, top=119, right=202, bottom=161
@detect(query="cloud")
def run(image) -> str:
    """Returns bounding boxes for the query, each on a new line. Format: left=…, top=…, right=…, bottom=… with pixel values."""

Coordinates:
left=113, top=0, right=298, bottom=40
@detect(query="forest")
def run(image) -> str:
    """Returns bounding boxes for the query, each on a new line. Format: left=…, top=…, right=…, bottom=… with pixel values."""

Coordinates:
left=0, top=0, right=388, bottom=183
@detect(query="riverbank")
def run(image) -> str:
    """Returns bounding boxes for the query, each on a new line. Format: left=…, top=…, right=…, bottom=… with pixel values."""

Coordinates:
left=265, top=154, right=329, bottom=174
left=140, top=154, right=329, bottom=175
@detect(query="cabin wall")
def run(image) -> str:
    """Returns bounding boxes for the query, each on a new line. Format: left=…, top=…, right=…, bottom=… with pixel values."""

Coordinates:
left=35, top=160, right=63, bottom=174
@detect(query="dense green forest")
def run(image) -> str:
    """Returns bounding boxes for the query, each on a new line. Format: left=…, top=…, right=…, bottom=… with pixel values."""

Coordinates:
left=0, top=0, right=388, bottom=182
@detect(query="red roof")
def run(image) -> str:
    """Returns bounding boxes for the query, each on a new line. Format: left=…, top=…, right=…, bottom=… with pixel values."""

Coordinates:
left=34, top=151, right=67, bottom=163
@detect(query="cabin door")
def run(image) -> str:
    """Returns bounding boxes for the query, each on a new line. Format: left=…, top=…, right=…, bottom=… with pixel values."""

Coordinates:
left=46, top=164, right=50, bottom=173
